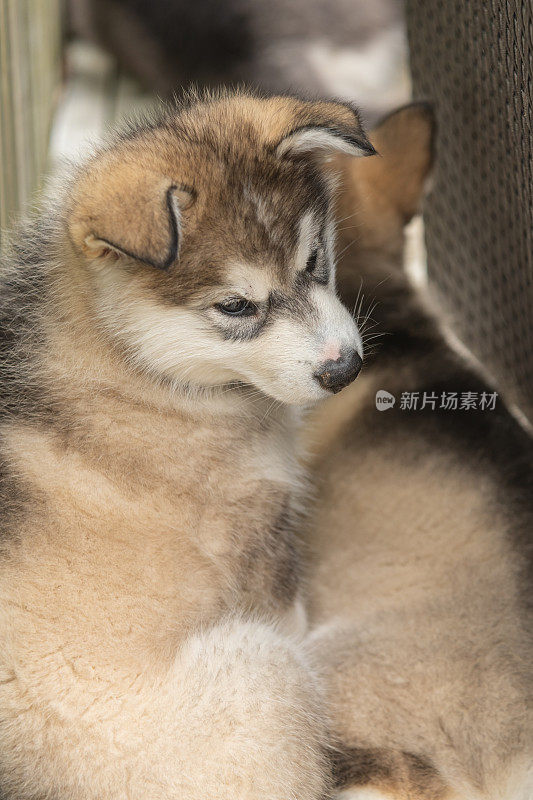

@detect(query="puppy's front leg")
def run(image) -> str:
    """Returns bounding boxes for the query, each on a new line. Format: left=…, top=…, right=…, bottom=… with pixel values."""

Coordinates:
left=1, top=619, right=331, bottom=800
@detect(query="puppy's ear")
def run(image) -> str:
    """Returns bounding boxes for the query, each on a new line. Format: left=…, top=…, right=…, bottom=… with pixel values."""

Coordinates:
left=333, top=102, right=436, bottom=251
left=359, top=102, right=435, bottom=223
left=68, top=158, right=195, bottom=270
left=275, top=100, right=376, bottom=159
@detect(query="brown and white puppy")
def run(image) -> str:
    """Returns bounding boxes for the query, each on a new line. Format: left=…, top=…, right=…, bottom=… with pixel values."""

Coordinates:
left=0, top=91, right=370, bottom=799
left=305, top=105, right=533, bottom=800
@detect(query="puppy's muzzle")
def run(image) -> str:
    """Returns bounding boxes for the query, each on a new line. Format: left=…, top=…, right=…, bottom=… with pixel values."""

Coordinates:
left=314, top=349, right=362, bottom=394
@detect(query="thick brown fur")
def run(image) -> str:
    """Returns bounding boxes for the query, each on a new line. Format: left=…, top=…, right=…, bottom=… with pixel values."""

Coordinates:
left=0, top=89, right=370, bottom=800
left=304, top=104, right=533, bottom=800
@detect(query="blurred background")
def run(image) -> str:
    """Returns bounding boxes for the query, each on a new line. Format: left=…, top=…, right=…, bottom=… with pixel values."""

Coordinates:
left=0, top=0, right=531, bottom=423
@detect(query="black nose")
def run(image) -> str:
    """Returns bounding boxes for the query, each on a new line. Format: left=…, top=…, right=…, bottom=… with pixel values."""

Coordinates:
left=314, top=350, right=363, bottom=394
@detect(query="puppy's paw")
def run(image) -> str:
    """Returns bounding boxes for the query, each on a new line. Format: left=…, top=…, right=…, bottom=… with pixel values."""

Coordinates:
left=332, top=745, right=448, bottom=800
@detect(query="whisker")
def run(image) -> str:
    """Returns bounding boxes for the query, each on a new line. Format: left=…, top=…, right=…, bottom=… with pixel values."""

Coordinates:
left=335, top=208, right=360, bottom=225
left=335, top=239, right=357, bottom=261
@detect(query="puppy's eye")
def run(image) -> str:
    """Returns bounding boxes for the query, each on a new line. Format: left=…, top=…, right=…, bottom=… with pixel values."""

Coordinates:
left=306, top=248, right=318, bottom=273
left=215, top=298, right=257, bottom=317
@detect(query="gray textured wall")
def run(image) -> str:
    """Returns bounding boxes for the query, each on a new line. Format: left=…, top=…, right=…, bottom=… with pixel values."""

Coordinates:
left=407, top=0, right=532, bottom=422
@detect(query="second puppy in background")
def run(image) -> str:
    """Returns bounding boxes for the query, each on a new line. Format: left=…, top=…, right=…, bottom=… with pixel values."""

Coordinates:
left=306, top=105, right=533, bottom=800
left=69, top=0, right=406, bottom=122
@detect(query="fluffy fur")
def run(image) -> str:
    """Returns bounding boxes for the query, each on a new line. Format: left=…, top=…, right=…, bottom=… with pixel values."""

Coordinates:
left=0, top=90, right=368, bottom=799
left=69, top=0, right=406, bottom=121
left=304, top=105, right=533, bottom=800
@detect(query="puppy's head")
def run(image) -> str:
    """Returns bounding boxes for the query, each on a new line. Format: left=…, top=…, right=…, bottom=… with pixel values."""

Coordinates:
left=67, top=91, right=374, bottom=404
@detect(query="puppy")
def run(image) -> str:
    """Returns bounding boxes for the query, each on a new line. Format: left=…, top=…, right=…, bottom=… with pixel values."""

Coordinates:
left=69, top=0, right=406, bottom=121
left=0, top=90, right=369, bottom=799
left=305, top=105, right=533, bottom=800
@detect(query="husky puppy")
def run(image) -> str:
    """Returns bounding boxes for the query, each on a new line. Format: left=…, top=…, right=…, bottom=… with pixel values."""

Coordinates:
left=0, top=91, right=369, bottom=799
left=305, top=105, right=533, bottom=800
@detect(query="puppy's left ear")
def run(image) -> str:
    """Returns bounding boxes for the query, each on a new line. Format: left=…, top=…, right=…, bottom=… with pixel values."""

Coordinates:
left=275, top=101, right=376, bottom=159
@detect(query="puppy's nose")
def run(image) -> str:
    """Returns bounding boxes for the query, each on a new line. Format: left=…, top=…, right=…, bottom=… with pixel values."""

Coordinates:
left=314, top=349, right=362, bottom=393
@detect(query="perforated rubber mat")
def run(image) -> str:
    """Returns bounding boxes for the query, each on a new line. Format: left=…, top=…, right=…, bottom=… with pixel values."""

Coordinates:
left=406, top=0, right=532, bottom=422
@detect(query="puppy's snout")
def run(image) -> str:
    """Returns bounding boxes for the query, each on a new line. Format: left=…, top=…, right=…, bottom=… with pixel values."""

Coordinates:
left=314, top=349, right=362, bottom=394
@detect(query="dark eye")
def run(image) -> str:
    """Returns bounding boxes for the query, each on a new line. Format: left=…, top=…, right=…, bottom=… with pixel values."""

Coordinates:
left=215, top=298, right=257, bottom=317
left=305, top=248, right=318, bottom=273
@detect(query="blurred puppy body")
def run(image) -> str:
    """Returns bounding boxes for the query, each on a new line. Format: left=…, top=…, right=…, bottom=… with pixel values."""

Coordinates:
left=305, top=105, right=533, bottom=800
left=69, top=0, right=407, bottom=122
left=0, top=90, right=368, bottom=799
